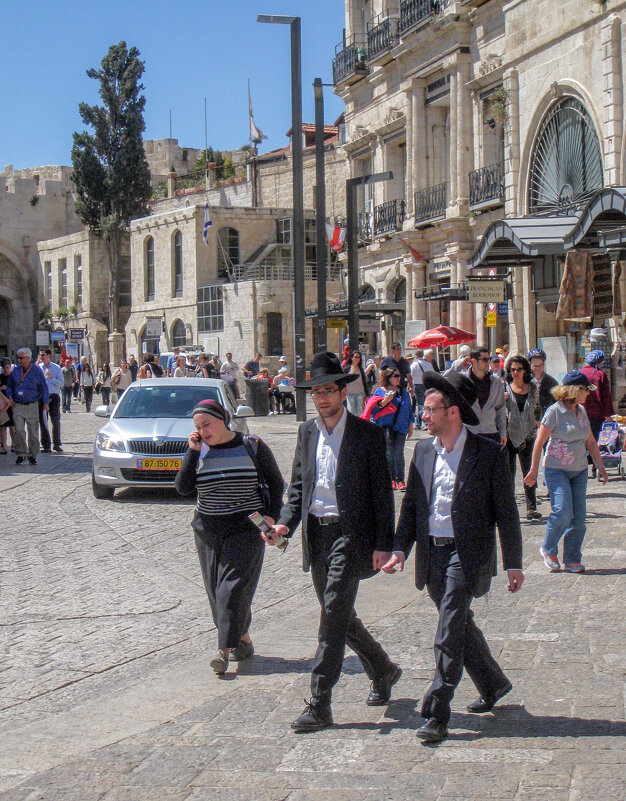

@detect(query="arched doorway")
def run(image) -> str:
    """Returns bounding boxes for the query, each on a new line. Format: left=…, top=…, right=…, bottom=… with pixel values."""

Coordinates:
left=140, top=325, right=160, bottom=357
left=0, top=250, right=35, bottom=359
left=0, top=298, right=10, bottom=357
left=171, top=319, right=187, bottom=348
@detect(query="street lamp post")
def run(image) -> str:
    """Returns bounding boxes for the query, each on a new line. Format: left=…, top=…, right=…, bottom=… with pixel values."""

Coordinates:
left=345, top=172, right=393, bottom=353
left=313, top=77, right=327, bottom=353
left=258, top=14, right=306, bottom=421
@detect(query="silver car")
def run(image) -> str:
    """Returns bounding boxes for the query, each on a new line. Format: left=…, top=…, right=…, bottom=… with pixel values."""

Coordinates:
left=91, top=378, right=254, bottom=499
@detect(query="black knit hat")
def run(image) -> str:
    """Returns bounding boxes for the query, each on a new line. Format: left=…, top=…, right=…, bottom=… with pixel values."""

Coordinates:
left=191, top=399, right=230, bottom=425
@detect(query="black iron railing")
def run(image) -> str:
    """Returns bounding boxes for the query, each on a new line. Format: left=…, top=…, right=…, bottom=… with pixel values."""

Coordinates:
left=374, top=199, right=406, bottom=235
left=469, top=162, right=505, bottom=207
left=414, top=183, right=447, bottom=223
left=332, top=36, right=368, bottom=85
left=399, top=0, right=447, bottom=32
left=367, top=17, right=399, bottom=59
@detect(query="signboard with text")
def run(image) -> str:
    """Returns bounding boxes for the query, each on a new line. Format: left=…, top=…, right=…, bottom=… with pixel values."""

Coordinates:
left=49, top=332, right=65, bottom=343
left=468, top=280, right=506, bottom=304
left=145, top=318, right=162, bottom=338
left=36, top=330, right=50, bottom=346
left=327, top=319, right=347, bottom=329
left=497, top=303, right=509, bottom=316
left=486, top=311, right=497, bottom=327
left=68, top=328, right=85, bottom=342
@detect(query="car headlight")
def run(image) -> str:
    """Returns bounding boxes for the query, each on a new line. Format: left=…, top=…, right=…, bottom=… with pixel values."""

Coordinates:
left=96, top=433, right=126, bottom=452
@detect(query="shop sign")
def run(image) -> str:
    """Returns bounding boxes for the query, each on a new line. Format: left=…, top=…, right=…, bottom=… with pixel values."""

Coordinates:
left=49, top=332, right=65, bottom=343
left=359, top=319, right=381, bottom=333
left=68, top=328, right=85, bottom=342
left=36, top=330, right=50, bottom=346
left=486, top=311, right=497, bottom=327
left=469, top=280, right=506, bottom=304
left=145, top=318, right=162, bottom=338
left=327, top=319, right=347, bottom=329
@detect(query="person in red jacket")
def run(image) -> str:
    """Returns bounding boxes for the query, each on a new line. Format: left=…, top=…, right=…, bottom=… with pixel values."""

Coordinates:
left=582, top=350, right=614, bottom=477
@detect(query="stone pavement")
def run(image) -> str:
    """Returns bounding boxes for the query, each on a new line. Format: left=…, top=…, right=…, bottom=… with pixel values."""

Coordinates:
left=0, top=405, right=624, bottom=800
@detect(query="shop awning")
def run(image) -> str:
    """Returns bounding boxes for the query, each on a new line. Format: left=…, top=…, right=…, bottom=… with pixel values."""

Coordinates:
left=468, top=187, right=626, bottom=270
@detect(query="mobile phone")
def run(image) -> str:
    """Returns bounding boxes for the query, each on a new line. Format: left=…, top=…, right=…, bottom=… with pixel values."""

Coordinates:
left=248, top=512, right=288, bottom=552
left=190, top=431, right=202, bottom=445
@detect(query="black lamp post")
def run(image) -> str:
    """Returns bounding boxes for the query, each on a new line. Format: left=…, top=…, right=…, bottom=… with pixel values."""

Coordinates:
left=313, top=77, right=327, bottom=353
left=257, top=14, right=306, bottom=421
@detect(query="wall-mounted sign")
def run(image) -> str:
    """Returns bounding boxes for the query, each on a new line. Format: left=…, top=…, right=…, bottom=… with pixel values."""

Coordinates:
left=486, top=311, right=497, bottom=327
left=49, top=332, right=65, bottom=343
left=327, top=319, right=347, bottom=329
left=468, top=280, right=506, bottom=304
left=36, top=330, right=50, bottom=346
left=68, top=328, right=85, bottom=342
left=359, top=319, right=381, bottom=333
left=145, top=318, right=162, bottom=338
left=497, top=303, right=509, bottom=316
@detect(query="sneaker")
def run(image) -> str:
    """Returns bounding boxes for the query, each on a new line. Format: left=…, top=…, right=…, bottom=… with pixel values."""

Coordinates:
left=16, top=456, right=24, bottom=465
left=397, top=481, right=406, bottom=491
left=53, top=446, right=64, bottom=453
left=230, top=639, right=254, bottom=661
left=540, top=547, right=560, bottom=572
left=28, top=457, right=37, bottom=465
left=564, top=563, right=585, bottom=573
left=391, top=480, right=397, bottom=490
left=210, top=650, right=229, bottom=674
left=526, top=509, right=542, bottom=520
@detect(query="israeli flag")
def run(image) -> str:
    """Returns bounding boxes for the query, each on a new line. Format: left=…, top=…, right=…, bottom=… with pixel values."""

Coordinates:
left=203, top=203, right=212, bottom=246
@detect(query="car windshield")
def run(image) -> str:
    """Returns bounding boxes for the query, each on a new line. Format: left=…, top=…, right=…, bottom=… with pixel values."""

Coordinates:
left=113, top=385, right=222, bottom=419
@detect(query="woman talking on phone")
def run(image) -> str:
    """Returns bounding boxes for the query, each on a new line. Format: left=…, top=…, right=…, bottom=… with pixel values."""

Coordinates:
left=175, top=399, right=284, bottom=674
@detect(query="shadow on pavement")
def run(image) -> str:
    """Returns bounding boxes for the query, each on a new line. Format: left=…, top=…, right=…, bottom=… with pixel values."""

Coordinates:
left=236, top=654, right=314, bottom=676
left=447, top=706, right=626, bottom=739
left=580, top=567, right=626, bottom=575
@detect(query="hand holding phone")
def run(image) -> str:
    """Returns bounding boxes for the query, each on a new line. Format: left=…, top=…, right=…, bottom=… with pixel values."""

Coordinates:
left=248, top=512, right=288, bottom=552
left=189, top=431, right=202, bottom=452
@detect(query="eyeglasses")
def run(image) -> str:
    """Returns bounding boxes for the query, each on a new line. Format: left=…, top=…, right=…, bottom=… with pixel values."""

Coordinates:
left=17, top=356, right=27, bottom=360
left=311, top=387, right=341, bottom=398
left=390, top=373, right=401, bottom=378
left=510, top=367, right=523, bottom=373
left=422, top=405, right=450, bottom=415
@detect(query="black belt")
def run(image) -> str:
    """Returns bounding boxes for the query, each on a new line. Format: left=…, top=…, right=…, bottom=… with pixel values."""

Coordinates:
left=14, top=400, right=39, bottom=405
left=311, top=515, right=340, bottom=526
left=431, top=536, right=455, bottom=547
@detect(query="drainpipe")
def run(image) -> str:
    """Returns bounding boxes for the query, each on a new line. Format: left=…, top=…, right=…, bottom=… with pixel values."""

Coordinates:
left=251, top=281, right=259, bottom=355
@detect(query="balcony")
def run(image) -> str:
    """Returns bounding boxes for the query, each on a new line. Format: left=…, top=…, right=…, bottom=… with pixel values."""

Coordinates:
left=374, top=199, right=406, bottom=235
left=399, top=0, right=448, bottom=33
left=469, top=162, right=505, bottom=209
left=231, top=262, right=341, bottom=283
left=332, top=36, right=368, bottom=87
left=367, top=16, right=399, bottom=61
left=414, top=182, right=447, bottom=224
left=333, top=213, right=373, bottom=243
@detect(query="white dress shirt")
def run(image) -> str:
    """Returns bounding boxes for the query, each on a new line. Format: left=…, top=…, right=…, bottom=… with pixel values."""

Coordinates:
left=38, top=360, right=63, bottom=395
left=309, top=408, right=348, bottom=518
left=428, top=425, right=468, bottom=539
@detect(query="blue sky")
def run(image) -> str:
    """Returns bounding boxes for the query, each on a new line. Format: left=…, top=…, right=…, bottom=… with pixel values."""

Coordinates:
left=0, top=1, right=346, bottom=170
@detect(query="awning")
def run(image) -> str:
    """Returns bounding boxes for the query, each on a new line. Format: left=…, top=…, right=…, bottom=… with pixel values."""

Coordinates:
left=468, top=187, right=626, bottom=270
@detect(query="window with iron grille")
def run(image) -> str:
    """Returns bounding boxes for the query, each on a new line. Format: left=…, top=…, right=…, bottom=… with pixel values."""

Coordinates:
left=74, top=254, right=82, bottom=304
left=197, top=285, right=224, bottom=332
left=173, top=230, right=183, bottom=297
left=266, top=312, right=283, bottom=356
left=59, top=258, right=67, bottom=307
left=119, top=256, right=132, bottom=306
left=45, top=261, right=52, bottom=307
left=145, top=236, right=155, bottom=301
left=217, top=227, right=239, bottom=280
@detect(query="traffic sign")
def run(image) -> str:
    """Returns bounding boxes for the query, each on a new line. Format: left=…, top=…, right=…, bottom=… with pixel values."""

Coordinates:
left=486, top=311, right=497, bottom=327
left=487, top=302, right=497, bottom=313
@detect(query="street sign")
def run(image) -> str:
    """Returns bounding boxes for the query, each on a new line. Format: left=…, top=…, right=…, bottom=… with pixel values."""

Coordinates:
left=36, top=330, right=50, bottom=346
left=486, top=311, right=497, bottom=327
left=468, top=280, right=506, bottom=304
left=49, top=332, right=65, bottom=343
left=487, top=302, right=497, bottom=313
left=327, top=319, right=347, bottom=329
left=68, top=328, right=85, bottom=342
left=497, top=303, right=509, bottom=316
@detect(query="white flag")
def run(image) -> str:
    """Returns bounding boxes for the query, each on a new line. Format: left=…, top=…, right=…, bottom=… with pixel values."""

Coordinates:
left=249, top=80, right=268, bottom=143
left=203, top=203, right=212, bottom=246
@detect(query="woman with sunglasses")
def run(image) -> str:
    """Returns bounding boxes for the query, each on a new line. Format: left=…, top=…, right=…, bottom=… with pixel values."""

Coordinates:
left=343, top=350, right=369, bottom=416
left=361, top=367, right=414, bottom=490
left=504, top=355, right=542, bottom=520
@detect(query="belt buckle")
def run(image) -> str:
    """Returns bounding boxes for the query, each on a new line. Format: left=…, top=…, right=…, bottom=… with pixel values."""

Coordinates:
left=319, top=516, right=339, bottom=526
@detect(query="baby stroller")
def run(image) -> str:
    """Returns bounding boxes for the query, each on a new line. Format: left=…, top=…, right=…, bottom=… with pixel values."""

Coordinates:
left=597, top=421, right=625, bottom=480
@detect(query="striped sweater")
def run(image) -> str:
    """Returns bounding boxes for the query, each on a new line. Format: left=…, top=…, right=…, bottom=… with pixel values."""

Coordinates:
left=175, top=433, right=284, bottom=520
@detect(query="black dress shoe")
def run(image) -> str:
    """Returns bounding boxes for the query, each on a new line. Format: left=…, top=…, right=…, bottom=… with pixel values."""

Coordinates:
left=366, top=663, right=402, bottom=706
left=53, top=446, right=64, bottom=453
left=467, top=681, right=512, bottom=713
left=28, top=457, right=37, bottom=465
left=416, top=717, right=448, bottom=743
left=41, top=448, right=52, bottom=454
left=16, top=456, right=24, bottom=465
left=291, top=699, right=333, bottom=732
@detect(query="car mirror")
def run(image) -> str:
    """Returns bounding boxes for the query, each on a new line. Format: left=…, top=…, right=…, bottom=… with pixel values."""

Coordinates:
left=234, top=405, right=254, bottom=418
left=94, top=405, right=111, bottom=418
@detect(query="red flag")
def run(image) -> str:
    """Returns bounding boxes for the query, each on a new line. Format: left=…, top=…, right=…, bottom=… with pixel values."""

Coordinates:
left=326, top=224, right=346, bottom=253
left=399, top=237, right=425, bottom=264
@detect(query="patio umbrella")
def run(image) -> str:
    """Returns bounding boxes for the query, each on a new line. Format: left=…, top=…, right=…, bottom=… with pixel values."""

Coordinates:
left=407, top=325, right=476, bottom=349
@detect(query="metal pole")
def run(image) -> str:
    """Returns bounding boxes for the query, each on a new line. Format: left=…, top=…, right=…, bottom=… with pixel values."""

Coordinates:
left=314, top=78, right=327, bottom=353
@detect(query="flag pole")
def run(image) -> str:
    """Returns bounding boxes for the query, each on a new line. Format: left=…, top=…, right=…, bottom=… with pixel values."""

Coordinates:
left=204, top=97, right=209, bottom=193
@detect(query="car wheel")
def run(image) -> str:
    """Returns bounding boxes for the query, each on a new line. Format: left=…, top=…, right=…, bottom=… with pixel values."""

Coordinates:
left=92, top=471, right=114, bottom=499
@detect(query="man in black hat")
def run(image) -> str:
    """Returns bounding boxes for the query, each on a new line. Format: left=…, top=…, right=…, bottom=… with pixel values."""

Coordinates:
left=383, top=371, right=524, bottom=743
left=268, top=352, right=401, bottom=732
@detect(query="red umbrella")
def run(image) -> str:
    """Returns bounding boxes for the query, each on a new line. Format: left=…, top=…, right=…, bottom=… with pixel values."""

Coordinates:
left=407, top=325, right=476, bottom=349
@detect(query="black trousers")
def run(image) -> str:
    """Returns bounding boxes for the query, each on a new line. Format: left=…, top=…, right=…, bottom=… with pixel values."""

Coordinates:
left=588, top=418, right=603, bottom=465
left=308, top=518, right=391, bottom=702
left=421, top=543, right=508, bottom=726
left=195, top=523, right=265, bottom=650
left=506, top=438, right=536, bottom=509
left=39, top=394, right=61, bottom=450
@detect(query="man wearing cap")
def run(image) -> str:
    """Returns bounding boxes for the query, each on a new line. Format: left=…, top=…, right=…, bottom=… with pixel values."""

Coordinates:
left=270, top=352, right=400, bottom=732
left=383, top=371, right=524, bottom=743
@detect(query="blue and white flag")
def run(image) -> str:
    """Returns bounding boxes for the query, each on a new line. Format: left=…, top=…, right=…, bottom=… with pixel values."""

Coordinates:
left=203, top=203, right=212, bottom=246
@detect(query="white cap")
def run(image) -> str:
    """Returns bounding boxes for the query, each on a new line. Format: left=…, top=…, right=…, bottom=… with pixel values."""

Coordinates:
left=279, top=355, right=287, bottom=362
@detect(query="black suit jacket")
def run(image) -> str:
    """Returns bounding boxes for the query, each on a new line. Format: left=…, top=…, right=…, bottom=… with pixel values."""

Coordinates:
left=394, top=429, right=522, bottom=597
left=277, top=412, right=394, bottom=579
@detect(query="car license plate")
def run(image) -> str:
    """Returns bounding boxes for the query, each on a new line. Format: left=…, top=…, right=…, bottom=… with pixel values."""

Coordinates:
left=136, top=458, right=182, bottom=471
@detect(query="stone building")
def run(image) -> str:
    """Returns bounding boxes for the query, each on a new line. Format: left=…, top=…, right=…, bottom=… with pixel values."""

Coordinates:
left=0, top=166, right=82, bottom=359
left=332, top=0, right=626, bottom=399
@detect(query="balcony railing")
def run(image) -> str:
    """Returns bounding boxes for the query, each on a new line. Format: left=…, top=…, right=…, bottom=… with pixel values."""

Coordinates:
left=414, top=183, right=447, bottom=223
left=332, top=36, right=368, bottom=86
left=367, top=16, right=399, bottom=59
left=469, top=162, right=505, bottom=208
left=374, top=199, right=406, bottom=235
left=399, top=0, right=448, bottom=33
left=333, top=212, right=373, bottom=243
left=231, top=262, right=342, bottom=283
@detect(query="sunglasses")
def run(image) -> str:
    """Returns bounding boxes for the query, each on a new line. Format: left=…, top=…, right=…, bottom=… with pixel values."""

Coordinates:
left=510, top=367, right=524, bottom=373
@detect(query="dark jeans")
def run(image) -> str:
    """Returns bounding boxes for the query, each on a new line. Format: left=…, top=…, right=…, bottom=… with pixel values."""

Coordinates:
left=422, top=544, right=508, bottom=726
left=62, top=386, right=73, bottom=411
left=413, top=385, right=426, bottom=426
left=101, top=387, right=111, bottom=406
left=506, top=438, right=536, bottom=510
left=83, top=385, right=94, bottom=412
left=39, top=393, right=61, bottom=450
left=385, top=429, right=407, bottom=482
left=309, top=518, right=392, bottom=702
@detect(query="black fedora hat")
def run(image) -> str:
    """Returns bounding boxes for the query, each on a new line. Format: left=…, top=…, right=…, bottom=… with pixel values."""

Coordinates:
left=295, top=352, right=359, bottom=389
left=423, top=371, right=480, bottom=426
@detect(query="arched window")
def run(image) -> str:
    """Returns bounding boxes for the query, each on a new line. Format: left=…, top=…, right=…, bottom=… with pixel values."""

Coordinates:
left=172, top=319, right=186, bottom=348
left=393, top=278, right=406, bottom=304
left=359, top=284, right=375, bottom=302
left=173, top=230, right=183, bottom=297
left=528, top=97, right=603, bottom=215
left=217, top=227, right=239, bottom=280
left=145, top=236, right=155, bottom=301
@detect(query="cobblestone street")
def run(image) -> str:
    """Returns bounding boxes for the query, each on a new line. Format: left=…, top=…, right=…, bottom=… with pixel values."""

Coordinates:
left=0, top=408, right=624, bottom=800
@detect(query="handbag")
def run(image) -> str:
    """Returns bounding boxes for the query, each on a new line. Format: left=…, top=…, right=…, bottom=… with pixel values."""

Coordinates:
left=242, top=434, right=271, bottom=514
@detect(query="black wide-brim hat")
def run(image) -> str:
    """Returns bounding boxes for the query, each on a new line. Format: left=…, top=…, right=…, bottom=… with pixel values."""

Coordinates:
left=295, top=351, right=360, bottom=389
left=423, top=371, right=480, bottom=426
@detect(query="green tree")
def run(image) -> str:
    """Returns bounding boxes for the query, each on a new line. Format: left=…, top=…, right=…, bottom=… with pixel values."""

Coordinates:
left=71, top=42, right=151, bottom=337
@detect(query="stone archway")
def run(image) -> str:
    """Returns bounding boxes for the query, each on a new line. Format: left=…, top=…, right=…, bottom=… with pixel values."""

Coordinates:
left=0, top=251, right=35, bottom=358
